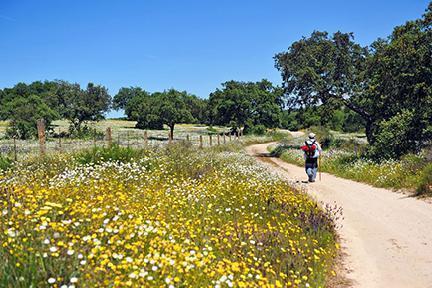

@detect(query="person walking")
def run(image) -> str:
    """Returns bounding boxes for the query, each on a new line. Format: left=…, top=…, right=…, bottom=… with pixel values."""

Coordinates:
left=301, top=132, right=322, bottom=182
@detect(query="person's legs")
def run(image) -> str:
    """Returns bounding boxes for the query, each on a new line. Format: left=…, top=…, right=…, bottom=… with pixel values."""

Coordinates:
left=305, top=163, right=314, bottom=182
left=311, top=167, right=317, bottom=182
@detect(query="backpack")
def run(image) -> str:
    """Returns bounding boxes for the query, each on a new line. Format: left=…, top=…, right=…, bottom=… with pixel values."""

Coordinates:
left=301, top=140, right=317, bottom=158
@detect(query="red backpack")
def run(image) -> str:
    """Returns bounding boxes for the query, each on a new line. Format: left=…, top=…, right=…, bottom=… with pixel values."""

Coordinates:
left=301, top=141, right=317, bottom=158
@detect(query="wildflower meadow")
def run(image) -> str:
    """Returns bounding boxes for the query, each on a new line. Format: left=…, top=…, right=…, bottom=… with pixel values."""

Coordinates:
left=0, top=144, right=339, bottom=287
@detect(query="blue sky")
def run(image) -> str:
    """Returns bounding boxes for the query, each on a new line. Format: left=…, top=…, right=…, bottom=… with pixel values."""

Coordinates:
left=0, top=0, right=429, bottom=117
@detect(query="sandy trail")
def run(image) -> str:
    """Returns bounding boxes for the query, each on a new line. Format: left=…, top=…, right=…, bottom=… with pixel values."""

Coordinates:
left=246, top=143, right=432, bottom=288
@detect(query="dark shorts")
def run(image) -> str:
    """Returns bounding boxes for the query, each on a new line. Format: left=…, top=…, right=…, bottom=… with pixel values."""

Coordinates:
left=305, top=158, right=318, bottom=168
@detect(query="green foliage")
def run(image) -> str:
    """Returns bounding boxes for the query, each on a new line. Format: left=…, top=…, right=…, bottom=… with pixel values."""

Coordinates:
left=68, top=126, right=105, bottom=140
left=76, top=145, right=149, bottom=165
left=0, top=155, right=13, bottom=171
left=0, top=80, right=112, bottom=137
left=368, top=110, right=420, bottom=159
left=274, top=31, right=368, bottom=125
left=115, top=87, right=206, bottom=136
left=113, top=87, right=145, bottom=110
left=63, top=83, right=112, bottom=133
left=208, top=79, right=282, bottom=130
left=416, top=163, right=432, bottom=196
left=280, top=110, right=300, bottom=131
left=308, top=126, right=335, bottom=149
left=278, top=146, right=429, bottom=191
left=132, top=89, right=195, bottom=138
left=248, top=124, right=267, bottom=135
left=275, top=3, right=432, bottom=159
left=3, top=95, right=59, bottom=139
left=280, top=107, right=364, bottom=133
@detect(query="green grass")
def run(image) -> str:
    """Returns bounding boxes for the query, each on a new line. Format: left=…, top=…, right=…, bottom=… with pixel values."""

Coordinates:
left=270, top=137, right=431, bottom=194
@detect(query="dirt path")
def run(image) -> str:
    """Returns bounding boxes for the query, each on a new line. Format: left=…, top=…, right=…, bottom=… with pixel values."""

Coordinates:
left=246, top=143, right=432, bottom=288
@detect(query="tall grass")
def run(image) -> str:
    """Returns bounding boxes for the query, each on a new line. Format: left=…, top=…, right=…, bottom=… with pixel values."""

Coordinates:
left=275, top=145, right=430, bottom=192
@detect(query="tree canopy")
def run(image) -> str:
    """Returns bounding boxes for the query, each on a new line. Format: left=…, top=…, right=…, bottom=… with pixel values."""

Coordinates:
left=275, top=3, right=432, bottom=157
left=115, top=88, right=198, bottom=138
left=0, top=80, right=111, bottom=138
left=208, top=79, right=283, bottom=132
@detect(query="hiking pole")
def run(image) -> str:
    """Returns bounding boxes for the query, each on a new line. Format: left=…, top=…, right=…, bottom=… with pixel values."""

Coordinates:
left=319, top=154, right=322, bottom=181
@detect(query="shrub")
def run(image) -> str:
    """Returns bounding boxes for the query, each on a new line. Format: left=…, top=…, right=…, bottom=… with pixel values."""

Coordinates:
left=416, top=163, right=432, bottom=196
left=68, top=125, right=105, bottom=140
left=76, top=144, right=149, bottom=164
left=248, top=124, right=267, bottom=135
left=3, top=95, right=59, bottom=139
left=368, top=110, right=420, bottom=159
left=0, top=155, right=12, bottom=171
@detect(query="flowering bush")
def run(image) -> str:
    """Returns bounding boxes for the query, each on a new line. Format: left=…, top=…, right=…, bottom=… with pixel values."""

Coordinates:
left=0, top=144, right=338, bottom=287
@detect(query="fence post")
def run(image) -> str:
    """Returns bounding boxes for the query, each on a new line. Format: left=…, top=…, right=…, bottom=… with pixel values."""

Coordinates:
left=93, top=128, right=97, bottom=148
left=209, top=135, right=212, bottom=146
left=229, top=133, right=232, bottom=142
left=13, top=137, right=17, bottom=161
left=223, top=133, right=226, bottom=144
left=144, top=130, right=148, bottom=145
left=37, top=119, right=46, bottom=156
left=217, top=134, right=220, bottom=145
left=199, top=135, right=203, bottom=148
left=186, top=134, right=190, bottom=142
left=58, top=127, right=62, bottom=150
left=106, top=127, right=112, bottom=148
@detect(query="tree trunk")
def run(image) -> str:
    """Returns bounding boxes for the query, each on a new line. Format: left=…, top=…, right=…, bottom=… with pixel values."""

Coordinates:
left=365, top=120, right=375, bottom=144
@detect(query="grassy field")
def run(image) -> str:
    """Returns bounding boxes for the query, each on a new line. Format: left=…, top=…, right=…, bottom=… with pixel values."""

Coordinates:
left=0, top=119, right=230, bottom=141
left=0, top=143, right=339, bottom=287
left=0, top=120, right=244, bottom=162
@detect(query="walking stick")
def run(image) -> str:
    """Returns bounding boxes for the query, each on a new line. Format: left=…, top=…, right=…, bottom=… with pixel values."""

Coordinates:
left=319, top=154, right=322, bottom=181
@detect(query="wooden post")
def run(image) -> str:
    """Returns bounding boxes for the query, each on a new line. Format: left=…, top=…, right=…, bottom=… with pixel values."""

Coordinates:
left=37, top=119, right=46, bottom=156
left=223, top=133, right=226, bottom=144
left=13, top=137, right=17, bottom=161
left=58, top=127, right=62, bottom=150
left=217, top=134, right=220, bottom=145
left=354, top=142, right=358, bottom=157
left=117, top=134, right=120, bottom=145
left=127, top=131, right=130, bottom=147
left=229, top=133, right=232, bottom=142
left=93, top=128, right=97, bottom=148
left=199, top=135, right=203, bottom=148
left=144, top=131, right=148, bottom=145
left=106, top=127, right=112, bottom=147
left=186, top=134, right=190, bottom=142
left=209, top=135, right=212, bottom=146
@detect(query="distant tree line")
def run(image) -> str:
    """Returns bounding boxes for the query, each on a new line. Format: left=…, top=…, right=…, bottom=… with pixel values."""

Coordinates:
left=0, top=81, right=111, bottom=139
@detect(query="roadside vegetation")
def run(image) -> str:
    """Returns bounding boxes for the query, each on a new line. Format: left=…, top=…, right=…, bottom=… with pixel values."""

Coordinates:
left=0, top=143, right=339, bottom=287
left=270, top=128, right=432, bottom=196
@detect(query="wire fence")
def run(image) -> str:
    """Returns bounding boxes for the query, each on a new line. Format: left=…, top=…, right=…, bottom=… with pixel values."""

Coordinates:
left=0, top=122, right=243, bottom=162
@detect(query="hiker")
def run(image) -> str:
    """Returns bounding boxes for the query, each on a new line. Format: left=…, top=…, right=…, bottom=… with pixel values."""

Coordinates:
left=301, top=133, right=322, bottom=182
